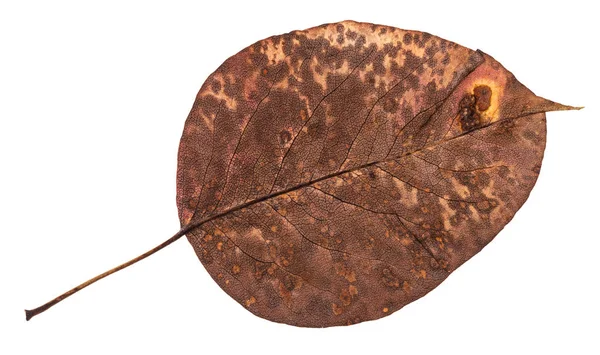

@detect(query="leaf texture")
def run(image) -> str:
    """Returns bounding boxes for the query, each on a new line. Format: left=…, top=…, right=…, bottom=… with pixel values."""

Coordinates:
left=176, top=20, right=573, bottom=327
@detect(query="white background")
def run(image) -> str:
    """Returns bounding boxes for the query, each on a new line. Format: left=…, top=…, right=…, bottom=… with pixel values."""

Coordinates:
left=1, top=1, right=598, bottom=354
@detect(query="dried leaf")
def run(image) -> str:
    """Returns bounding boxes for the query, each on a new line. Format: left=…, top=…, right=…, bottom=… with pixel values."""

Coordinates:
left=26, top=21, right=580, bottom=326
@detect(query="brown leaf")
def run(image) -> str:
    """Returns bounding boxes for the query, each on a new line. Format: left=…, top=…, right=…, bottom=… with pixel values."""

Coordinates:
left=175, top=21, right=578, bottom=327
left=25, top=20, right=581, bottom=326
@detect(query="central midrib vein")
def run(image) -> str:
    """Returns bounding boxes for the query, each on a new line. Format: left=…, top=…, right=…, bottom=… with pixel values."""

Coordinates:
left=181, top=105, right=540, bottom=235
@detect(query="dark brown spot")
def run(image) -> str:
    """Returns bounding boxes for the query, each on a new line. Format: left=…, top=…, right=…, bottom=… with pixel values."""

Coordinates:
left=413, top=34, right=425, bottom=48
left=366, top=72, right=376, bottom=86
left=383, top=97, right=399, bottom=113
left=523, top=129, right=537, bottom=141
left=211, top=80, right=221, bottom=94
left=441, top=53, right=450, bottom=65
left=498, top=166, right=510, bottom=178
left=265, top=285, right=282, bottom=308
left=250, top=50, right=268, bottom=67
left=499, top=119, right=516, bottom=132
left=254, top=261, right=270, bottom=279
left=373, top=52, right=387, bottom=75
left=339, top=289, right=352, bottom=306
left=355, top=35, right=366, bottom=48
left=282, top=274, right=297, bottom=291
left=425, top=45, right=436, bottom=58
left=282, top=36, right=292, bottom=55
left=473, top=85, right=492, bottom=111
left=279, top=129, right=292, bottom=145
left=458, top=94, right=481, bottom=131
left=424, top=80, right=437, bottom=97
left=458, top=172, right=476, bottom=186
left=476, top=199, right=497, bottom=213
left=382, top=268, right=400, bottom=288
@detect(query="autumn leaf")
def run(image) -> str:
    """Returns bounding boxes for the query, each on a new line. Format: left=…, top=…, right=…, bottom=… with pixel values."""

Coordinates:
left=26, top=20, right=581, bottom=327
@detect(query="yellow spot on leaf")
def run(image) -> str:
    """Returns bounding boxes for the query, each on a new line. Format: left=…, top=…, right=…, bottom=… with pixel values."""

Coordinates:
left=332, top=303, right=343, bottom=316
left=345, top=271, right=356, bottom=283
left=232, top=265, right=241, bottom=274
left=245, top=296, right=256, bottom=307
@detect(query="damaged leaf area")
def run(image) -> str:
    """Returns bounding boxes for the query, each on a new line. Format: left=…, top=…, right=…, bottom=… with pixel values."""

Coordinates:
left=175, top=21, right=577, bottom=327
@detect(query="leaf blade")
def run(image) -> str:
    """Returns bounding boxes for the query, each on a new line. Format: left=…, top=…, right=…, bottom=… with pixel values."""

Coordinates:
left=176, top=20, right=576, bottom=327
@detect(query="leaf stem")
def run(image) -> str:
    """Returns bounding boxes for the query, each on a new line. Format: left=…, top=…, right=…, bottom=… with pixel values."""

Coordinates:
left=25, top=156, right=384, bottom=321
left=25, top=224, right=196, bottom=321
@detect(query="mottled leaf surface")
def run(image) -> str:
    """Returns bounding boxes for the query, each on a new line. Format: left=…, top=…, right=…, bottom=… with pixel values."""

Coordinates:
left=176, top=20, right=567, bottom=327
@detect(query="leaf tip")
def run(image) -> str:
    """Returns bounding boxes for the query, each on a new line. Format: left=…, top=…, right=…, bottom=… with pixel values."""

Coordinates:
left=546, top=101, right=584, bottom=112
left=524, top=96, right=584, bottom=115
